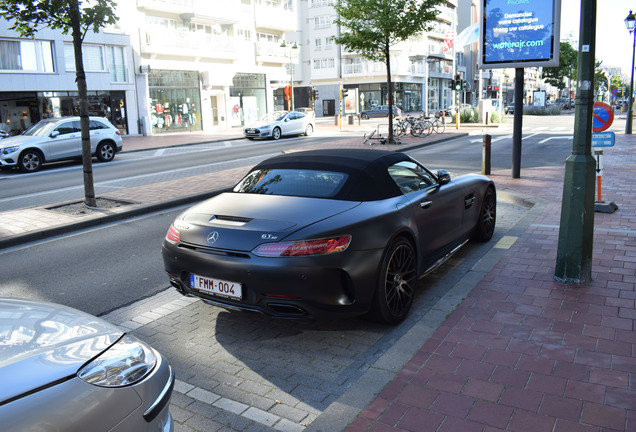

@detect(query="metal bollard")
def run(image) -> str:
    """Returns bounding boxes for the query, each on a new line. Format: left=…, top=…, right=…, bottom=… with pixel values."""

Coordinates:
left=482, top=134, right=491, bottom=175
left=334, top=114, right=339, bottom=125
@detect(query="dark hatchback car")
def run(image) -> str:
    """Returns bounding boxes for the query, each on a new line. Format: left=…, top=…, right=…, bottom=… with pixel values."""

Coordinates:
left=162, top=149, right=496, bottom=324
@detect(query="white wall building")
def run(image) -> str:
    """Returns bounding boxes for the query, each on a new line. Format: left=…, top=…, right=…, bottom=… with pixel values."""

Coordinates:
left=114, top=0, right=299, bottom=135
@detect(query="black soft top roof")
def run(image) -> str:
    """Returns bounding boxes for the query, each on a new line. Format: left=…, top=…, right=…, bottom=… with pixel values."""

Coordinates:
left=247, top=149, right=411, bottom=201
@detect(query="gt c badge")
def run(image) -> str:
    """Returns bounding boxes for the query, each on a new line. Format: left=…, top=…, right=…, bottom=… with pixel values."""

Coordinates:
left=207, top=231, right=219, bottom=244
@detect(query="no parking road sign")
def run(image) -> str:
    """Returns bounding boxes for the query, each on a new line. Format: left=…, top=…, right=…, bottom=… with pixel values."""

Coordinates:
left=592, top=102, right=614, bottom=133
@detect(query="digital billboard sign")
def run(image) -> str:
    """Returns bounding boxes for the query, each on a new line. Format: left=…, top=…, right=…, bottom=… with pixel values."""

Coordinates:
left=479, top=0, right=561, bottom=69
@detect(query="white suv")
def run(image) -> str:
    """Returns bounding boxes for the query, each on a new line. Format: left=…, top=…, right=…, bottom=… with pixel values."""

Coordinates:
left=0, top=117, right=123, bottom=173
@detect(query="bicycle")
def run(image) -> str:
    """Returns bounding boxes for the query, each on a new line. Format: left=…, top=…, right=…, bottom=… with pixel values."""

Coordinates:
left=429, top=111, right=446, bottom=134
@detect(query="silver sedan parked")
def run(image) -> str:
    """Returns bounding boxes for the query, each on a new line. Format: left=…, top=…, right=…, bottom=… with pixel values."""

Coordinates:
left=0, top=297, right=174, bottom=432
left=243, top=111, right=315, bottom=140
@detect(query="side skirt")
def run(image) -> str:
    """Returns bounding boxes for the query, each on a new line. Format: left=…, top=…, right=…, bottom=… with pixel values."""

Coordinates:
left=420, top=239, right=470, bottom=279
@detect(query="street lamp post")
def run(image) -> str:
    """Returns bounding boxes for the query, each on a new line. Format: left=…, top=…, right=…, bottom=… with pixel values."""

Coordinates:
left=280, top=41, right=298, bottom=111
left=625, top=10, right=635, bottom=134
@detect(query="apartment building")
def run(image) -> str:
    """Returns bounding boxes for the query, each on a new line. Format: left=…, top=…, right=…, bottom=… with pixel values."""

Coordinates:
left=114, top=0, right=301, bottom=135
left=0, top=21, right=136, bottom=136
left=302, top=0, right=460, bottom=117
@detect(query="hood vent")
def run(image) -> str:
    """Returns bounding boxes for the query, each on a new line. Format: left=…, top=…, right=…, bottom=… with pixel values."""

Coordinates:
left=209, top=215, right=253, bottom=226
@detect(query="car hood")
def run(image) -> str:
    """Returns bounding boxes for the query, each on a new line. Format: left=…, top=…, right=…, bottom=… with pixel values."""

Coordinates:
left=244, top=121, right=277, bottom=129
left=0, top=298, right=123, bottom=402
left=0, top=135, right=41, bottom=148
left=176, top=192, right=360, bottom=250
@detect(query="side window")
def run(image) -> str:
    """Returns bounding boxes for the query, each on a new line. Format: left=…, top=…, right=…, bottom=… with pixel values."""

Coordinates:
left=55, top=121, right=79, bottom=135
left=89, top=120, right=107, bottom=130
left=388, top=161, right=437, bottom=194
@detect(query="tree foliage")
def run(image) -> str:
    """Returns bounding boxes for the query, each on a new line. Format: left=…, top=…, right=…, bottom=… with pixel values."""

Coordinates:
left=0, top=0, right=116, bottom=39
left=593, top=60, right=607, bottom=94
left=543, top=41, right=578, bottom=91
left=333, top=0, right=444, bottom=143
left=0, top=0, right=117, bottom=207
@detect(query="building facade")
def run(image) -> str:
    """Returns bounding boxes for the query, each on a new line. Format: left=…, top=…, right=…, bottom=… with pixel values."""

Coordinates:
left=1, top=0, right=509, bottom=137
left=301, top=0, right=460, bottom=117
left=0, top=21, right=136, bottom=136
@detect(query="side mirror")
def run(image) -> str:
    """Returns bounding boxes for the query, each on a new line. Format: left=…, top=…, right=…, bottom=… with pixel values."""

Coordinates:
left=437, top=169, right=451, bottom=185
left=50, top=130, right=59, bottom=138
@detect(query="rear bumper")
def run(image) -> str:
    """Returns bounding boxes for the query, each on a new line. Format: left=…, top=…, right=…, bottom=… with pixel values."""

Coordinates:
left=162, top=240, right=382, bottom=319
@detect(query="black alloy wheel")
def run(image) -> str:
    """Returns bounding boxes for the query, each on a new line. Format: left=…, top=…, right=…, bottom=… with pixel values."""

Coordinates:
left=474, top=187, right=496, bottom=242
left=372, top=237, right=417, bottom=324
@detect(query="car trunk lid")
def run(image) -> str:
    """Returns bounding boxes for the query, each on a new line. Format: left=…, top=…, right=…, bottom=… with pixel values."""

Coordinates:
left=177, top=192, right=360, bottom=251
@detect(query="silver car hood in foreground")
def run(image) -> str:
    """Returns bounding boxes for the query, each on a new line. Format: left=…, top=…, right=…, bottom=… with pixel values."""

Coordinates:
left=0, top=298, right=123, bottom=402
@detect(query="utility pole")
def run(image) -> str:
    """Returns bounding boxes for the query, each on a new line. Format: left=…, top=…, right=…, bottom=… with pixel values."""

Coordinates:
left=512, top=68, right=524, bottom=178
left=554, top=0, right=597, bottom=284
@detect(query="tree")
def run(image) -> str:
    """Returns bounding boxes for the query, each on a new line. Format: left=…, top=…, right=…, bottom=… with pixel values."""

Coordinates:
left=0, top=0, right=117, bottom=208
left=610, top=75, right=629, bottom=102
left=543, top=41, right=577, bottom=102
left=593, top=61, right=607, bottom=99
left=333, top=0, right=444, bottom=144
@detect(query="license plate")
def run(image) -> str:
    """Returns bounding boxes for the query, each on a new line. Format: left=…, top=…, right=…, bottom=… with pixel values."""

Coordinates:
left=190, top=274, right=242, bottom=300
left=246, top=129, right=256, bottom=134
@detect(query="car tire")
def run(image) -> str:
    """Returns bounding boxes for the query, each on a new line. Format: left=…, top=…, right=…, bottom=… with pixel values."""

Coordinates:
left=361, top=114, right=369, bottom=120
left=18, top=149, right=43, bottom=173
left=304, top=124, right=314, bottom=136
left=96, top=141, right=116, bottom=162
left=371, top=237, right=416, bottom=324
left=473, top=187, right=496, bottom=242
left=272, top=127, right=281, bottom=140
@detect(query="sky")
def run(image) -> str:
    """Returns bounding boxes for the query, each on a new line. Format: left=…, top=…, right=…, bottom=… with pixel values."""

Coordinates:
left=559, top=0, right=635, bottom=77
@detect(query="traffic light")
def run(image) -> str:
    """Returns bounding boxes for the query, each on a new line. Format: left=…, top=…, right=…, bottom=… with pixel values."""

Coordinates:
left=313, top=89, right=319, bottom=99
left=454, top=74, right=462, bottom=91
left=341, top=88, right=349, bottom=98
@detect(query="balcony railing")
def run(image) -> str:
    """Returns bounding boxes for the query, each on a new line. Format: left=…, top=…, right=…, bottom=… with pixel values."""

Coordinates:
left=137, top=0, right=194, bottom=12
left=254, top=4, right=297, bottom=32
left=142, top=28, right=238, bottom=59
left=255, top=40, right=298, bottom=64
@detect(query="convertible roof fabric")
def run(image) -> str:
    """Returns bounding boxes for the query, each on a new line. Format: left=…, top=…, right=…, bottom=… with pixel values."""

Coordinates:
left=247, top=149, right=410, bottom=201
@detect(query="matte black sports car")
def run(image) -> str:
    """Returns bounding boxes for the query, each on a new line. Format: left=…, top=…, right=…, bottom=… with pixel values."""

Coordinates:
left=162, top=149, right=496, bottom=324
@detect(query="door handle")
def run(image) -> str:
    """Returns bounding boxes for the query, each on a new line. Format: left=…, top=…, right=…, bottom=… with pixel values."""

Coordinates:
left=420, top=200, right=432, bottom=209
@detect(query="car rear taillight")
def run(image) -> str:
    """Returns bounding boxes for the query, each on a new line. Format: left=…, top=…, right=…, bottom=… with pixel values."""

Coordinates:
left=166, top=225, right=180, bottom=243
left=115, top=130, right=121, bottom=135
left=253, top=235, right=351, bottom=257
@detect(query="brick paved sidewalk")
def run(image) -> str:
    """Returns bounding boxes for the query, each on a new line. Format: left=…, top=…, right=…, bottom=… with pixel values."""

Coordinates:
left=344, top=134, right=636, bottom=432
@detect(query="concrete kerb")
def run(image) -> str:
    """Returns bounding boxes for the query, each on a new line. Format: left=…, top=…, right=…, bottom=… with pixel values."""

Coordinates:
left=0, top=188, right=231, bottom=250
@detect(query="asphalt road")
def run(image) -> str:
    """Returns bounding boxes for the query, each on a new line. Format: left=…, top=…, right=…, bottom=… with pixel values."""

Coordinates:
left=0, top=133, right=345, bottom=211
left=0, top=207, right=183, bottom=315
